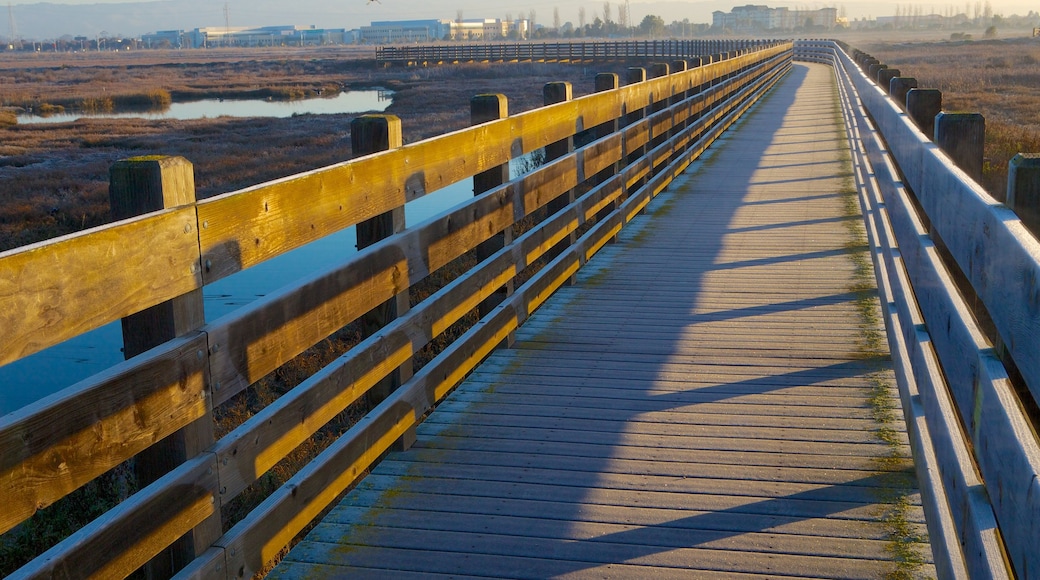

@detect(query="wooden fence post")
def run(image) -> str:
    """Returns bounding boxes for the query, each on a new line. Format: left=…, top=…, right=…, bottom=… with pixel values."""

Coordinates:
left=109, top=155, right=219, bottom=578
left=649, top=62, right=671, bottom=146
left=670, top=60, right=689, bottom=161
left=1007, top=153, right=1040, bottom=232
left=625, top=67, right=648, bottom=193
left=594, top=73, right=622, bottom=232
left=543, top=82, right=576, bottom=271
left=470, top=94, right=514, bottom=326
left=890, top=77, right=917, bottom=111
left=868, top=63, right=887, bottom=84
left=878, top=68, right=900, bottom=93
left=906, top=88, right=942, bottom=141
left=935, top=112, right=985, bottom=182
left=351, top=114, right=413, bottom=404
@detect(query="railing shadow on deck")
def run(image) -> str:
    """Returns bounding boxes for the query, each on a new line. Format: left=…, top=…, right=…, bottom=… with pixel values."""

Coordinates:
left=0, top=41, right=792, bottom=578
left=272, top=62, right=923, bottom=578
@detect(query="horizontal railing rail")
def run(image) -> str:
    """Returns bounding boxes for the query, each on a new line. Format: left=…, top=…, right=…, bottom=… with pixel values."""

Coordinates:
left=0, top=42, right=792, bottom=578
left=796, top=39, right=1039, bottom=579
left=376, top=39, right=775, bottom=65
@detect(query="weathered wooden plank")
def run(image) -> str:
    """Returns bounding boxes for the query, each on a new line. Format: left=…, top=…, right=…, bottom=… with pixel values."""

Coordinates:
left=373, top=459, right=899, bottom=507
left=457, top=379, right=874, bottom=407
left=429, top=399, right=881, bottom=432
left=0, top=333, right=208, bottom=535
left=0, top=206, right=201, bottom=367
left=334, top=486, right=922, bottom=540
left=443, top=390, right=875, bottom=419
left=312, top=507, right=893, bottom=561
left=424, top=410, right=896, bottom=445
left=385, top=448, right=896, bottom=488
left=272, top=552, right=792, bottom=580
left=288, top=525, right=895, bottom=579
left=418, top=422, right=892, bottom=459
left=16, top=453, right=218, bottom=579
left=351, top=471, right=925, bottom=524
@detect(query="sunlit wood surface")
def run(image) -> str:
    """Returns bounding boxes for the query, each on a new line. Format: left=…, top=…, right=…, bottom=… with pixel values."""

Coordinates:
left=271, top=63, right=934, bottom=579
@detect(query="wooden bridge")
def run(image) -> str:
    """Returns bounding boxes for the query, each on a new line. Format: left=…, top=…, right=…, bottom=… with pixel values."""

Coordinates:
left=1, top=40, right=1038, bottom=579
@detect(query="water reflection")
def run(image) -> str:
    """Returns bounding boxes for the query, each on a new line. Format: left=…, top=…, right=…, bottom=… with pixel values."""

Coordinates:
left=18, top=90, right=391, bottom=124
left=0, top=151, right=543, bottom=415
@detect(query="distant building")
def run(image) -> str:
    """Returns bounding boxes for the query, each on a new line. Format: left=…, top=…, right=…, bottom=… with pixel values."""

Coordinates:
left=143, top=25, right=348, bottom=49
left=360, top=18, right=530, bottom=43
left=141, top=30, right=186, bottom=48
left=360, top=20, right=451, bottom=43
left=712, top=5, right=840, bottom=31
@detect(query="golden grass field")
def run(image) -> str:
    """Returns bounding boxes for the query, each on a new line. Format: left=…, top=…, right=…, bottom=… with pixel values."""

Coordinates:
left=857, top=33, right=1040, bottom=196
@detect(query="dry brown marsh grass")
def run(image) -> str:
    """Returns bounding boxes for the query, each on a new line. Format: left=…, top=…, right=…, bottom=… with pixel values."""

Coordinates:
left=862, top=36, right=1040, bottom=196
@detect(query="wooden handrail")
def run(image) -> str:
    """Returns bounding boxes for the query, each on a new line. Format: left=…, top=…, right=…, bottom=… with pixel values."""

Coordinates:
left=375, top=39, right=771, bottom=66
left=797, top=40, right=1040, bottom=579
left=0, top=42, right=792, bottom=578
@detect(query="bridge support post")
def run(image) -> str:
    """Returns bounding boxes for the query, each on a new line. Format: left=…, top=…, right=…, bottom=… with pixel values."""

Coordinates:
left=351, top=114, right=413, bottom=404
left=109, top=155, right=220, bottom=578
left=1007, top=153, right=1040, bottom=233
left=906, top=88, right=942, bottom=141
left=890, top=77, right=918, bottom=111
left=543, top=81, right=577, bottom=280
left=935, top=112, right=985, bottom=183
left=470, top=94, right=515, bottom=344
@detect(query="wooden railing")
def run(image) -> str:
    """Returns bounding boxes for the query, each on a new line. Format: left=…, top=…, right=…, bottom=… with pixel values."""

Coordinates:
left=376, top=39, right=774, bottom=65
left=795, top=40, right=1040, bottom=579
left=0, top=42, right=793, bottom=578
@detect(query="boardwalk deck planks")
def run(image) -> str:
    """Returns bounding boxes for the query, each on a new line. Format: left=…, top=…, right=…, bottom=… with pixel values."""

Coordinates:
left=272, top=63, right=934, bottom=579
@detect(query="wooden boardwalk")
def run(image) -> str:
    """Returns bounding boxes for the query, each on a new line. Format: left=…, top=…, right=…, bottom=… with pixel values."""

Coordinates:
left=271, top=63, right=934, bottom=579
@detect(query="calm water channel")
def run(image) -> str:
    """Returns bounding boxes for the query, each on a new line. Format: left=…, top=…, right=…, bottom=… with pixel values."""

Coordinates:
left=17, top=89, right=391, bottom=124
left=0, top=155, right=538, bottom=415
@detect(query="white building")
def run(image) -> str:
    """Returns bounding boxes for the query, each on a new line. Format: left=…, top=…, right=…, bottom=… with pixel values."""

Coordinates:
left=712, top=5, right=839, bottom=31
left=143, top=25, right=349, bottom=48
left=360, top=20, right=452, bottom=43
left=360, top=18, right=530, bottom=43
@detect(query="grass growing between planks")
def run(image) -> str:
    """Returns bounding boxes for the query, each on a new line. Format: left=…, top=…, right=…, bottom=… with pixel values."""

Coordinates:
left=834, top=94, right=930, bottom=577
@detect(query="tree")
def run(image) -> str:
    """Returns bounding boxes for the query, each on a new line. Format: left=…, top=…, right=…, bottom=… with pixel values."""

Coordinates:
left=603, top=2, right=611, bottom=25
left=553, top=7, right=560, bottom=31
left=578, top=6, right=586, bottom=29
left=639, top=14, right=665, bottom=37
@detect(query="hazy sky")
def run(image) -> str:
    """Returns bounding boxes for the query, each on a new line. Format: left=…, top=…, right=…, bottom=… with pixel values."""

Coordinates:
left=15, top=0, right=1040, bottom=20
left=6, top=0, right=1039, bottom=40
